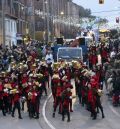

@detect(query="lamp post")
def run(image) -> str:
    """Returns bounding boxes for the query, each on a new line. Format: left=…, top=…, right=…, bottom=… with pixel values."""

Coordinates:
left=33, top=0, right=35, bottom=40
left=60, top=11, right=64, bottom=37
left=46, top=0, right=50, bottom=44
left=44, top=0, right=50, bottom=44
left=2, top=0, right=5, bottom=47
left=43, top=0, right=46, bottom=43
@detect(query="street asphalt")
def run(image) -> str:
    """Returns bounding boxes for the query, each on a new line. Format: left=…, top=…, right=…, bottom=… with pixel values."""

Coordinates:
left=0, top=84, right=120, bottom=129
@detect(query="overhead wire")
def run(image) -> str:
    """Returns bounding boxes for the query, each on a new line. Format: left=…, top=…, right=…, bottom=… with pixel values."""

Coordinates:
left=92, top=9, right=120, bottom=14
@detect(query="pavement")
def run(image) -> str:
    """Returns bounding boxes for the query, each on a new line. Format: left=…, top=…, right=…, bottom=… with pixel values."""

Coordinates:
left=0, top=83, right=120, bottom=129
left=43, top=80, right=120, bottom=129
left=0, top=95, right=48, bottom=129
left=44, top=91, right=120, bottom=129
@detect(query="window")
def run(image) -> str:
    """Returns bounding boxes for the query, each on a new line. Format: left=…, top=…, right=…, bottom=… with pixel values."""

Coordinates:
left=0, top=17, right=2, bottom=31
left=7, top=0, right=11, bottom=6
left=14, top=21, right=15, bottom=32
left=8, top=20, right=10, bottom=32
left=5, top=20, right=8, bottom=32
left=11, top=21, right=13, bottom=32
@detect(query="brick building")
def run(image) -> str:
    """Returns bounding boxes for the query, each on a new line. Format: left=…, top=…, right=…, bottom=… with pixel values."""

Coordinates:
left=0, top=0, right=82, bottom=45
left=0, top=0, right=35, bottom=46
left=34, top=0, right=81, bottom=41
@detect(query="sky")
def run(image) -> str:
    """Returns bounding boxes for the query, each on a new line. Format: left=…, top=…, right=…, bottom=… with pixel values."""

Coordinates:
left=73, top=0, right=120, bottom=26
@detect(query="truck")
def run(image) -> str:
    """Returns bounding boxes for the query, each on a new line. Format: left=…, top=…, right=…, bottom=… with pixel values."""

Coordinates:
left=57, top=47, right=83, bottom=62
left=52, top=36, right=92, bottom=62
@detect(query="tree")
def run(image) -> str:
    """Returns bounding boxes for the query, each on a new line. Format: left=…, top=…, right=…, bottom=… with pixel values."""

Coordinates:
left=79, top=6, right=93, bottom=18
left=93, top=18, right=108, bottom=29
left=98, top=18, right=108, bottom=25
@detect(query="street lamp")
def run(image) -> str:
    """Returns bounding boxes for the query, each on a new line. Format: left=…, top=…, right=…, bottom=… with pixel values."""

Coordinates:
left=60, top=11, right=64, bottom=15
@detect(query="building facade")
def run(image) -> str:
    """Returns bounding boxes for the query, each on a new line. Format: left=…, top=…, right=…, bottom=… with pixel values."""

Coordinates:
left=0, top=0, right=83, bottom=45
left=0, top=0, right=35, bottom=46
left=34, top=0, right=81, bottom=41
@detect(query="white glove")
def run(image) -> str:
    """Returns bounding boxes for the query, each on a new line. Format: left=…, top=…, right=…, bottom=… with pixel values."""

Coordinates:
left=28, top=82, right=31, bottom=85
left=16, top=91, right=19, bottom=93
left=4, top=88, right=8, bottom=93
left=22, top=96, right=26, bottom=99
left=69, top=96, right=72, bottom=99
left=35, top=93, right=37, bottom=96
left=62, top=70, right=65, bottom=75
left=39, top=84, right=42, bottom=87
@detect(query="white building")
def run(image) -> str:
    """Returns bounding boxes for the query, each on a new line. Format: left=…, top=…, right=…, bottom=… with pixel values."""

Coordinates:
left=5, top=18, right=17, bottom=46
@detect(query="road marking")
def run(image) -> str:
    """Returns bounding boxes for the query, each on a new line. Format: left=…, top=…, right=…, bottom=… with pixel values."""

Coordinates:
left=109, top=105, right=120, bottom=118
left=42, top=93, right=56, bottom=129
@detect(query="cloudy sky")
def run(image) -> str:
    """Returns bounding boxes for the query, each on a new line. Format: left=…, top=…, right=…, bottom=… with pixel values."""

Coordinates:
left=73, top=0, right=120, bottom=25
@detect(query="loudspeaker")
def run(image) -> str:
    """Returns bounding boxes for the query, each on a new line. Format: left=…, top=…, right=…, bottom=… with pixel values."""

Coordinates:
left=57, top=38, right=63, bottom=44
left=79, top=38, right=85, bottom=45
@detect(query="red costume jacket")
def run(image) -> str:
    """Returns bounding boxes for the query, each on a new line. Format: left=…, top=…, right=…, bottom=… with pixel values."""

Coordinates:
left=101, top=49, right=108, bottom=59
left=0, top=84, right=3, bottom=91
left=31, top=91, right=38, bottom=104
left=66, top=69, right=71, bottom=81
left=90, top=81, right=98, bottom=89
left=88, top=89, right=96, bottom=109
left=65, top=82, right=73, bottom=90
left=91, top=55, right=98, bottom=65
left=13, top=92, right=21, bottom=103
left=88, top=54, right=93, bottom=64
left=56, top=86, right=62, bottom=97
left=63, top=96, right=70, bottom=110
left=0, top=85, right=3, bottom=100
left=22, top=77, right=28, bottom=84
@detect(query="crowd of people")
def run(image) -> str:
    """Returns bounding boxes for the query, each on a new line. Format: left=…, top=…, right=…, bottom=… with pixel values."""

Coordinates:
left=51, top=44, right=106, bottom=121
left=0, top=42, right=51, bottom=119
left=0, top=38, right=120, bottom=122
left=50, top=40, right=120, bottom=122
left=104, top=39, right=120, bottom=106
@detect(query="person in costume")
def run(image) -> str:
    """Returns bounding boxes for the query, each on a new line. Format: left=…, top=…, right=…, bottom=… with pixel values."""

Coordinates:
left=87, top=84, right=97, bottom=120
left=3, top=77, right=12, bottom=114
left=11, top=85, right=22, bottom=119
left=61, top=88, right=72, bottom=122
left=53, top=82, right=62, bottom=117
left=64, top=79, right=73, bottom=112
left=94, top=89, right=105, bottom=118
left=0, top=80, right=6, bottom=116
left=28, top=86, right=36, bottom=118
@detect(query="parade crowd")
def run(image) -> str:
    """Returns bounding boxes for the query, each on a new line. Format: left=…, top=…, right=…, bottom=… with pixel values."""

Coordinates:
left=0, top=42, right=49, bottom=119
left=0, top=39, right=120, bottom=122
left=51, top=40, right=120, bottom=121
